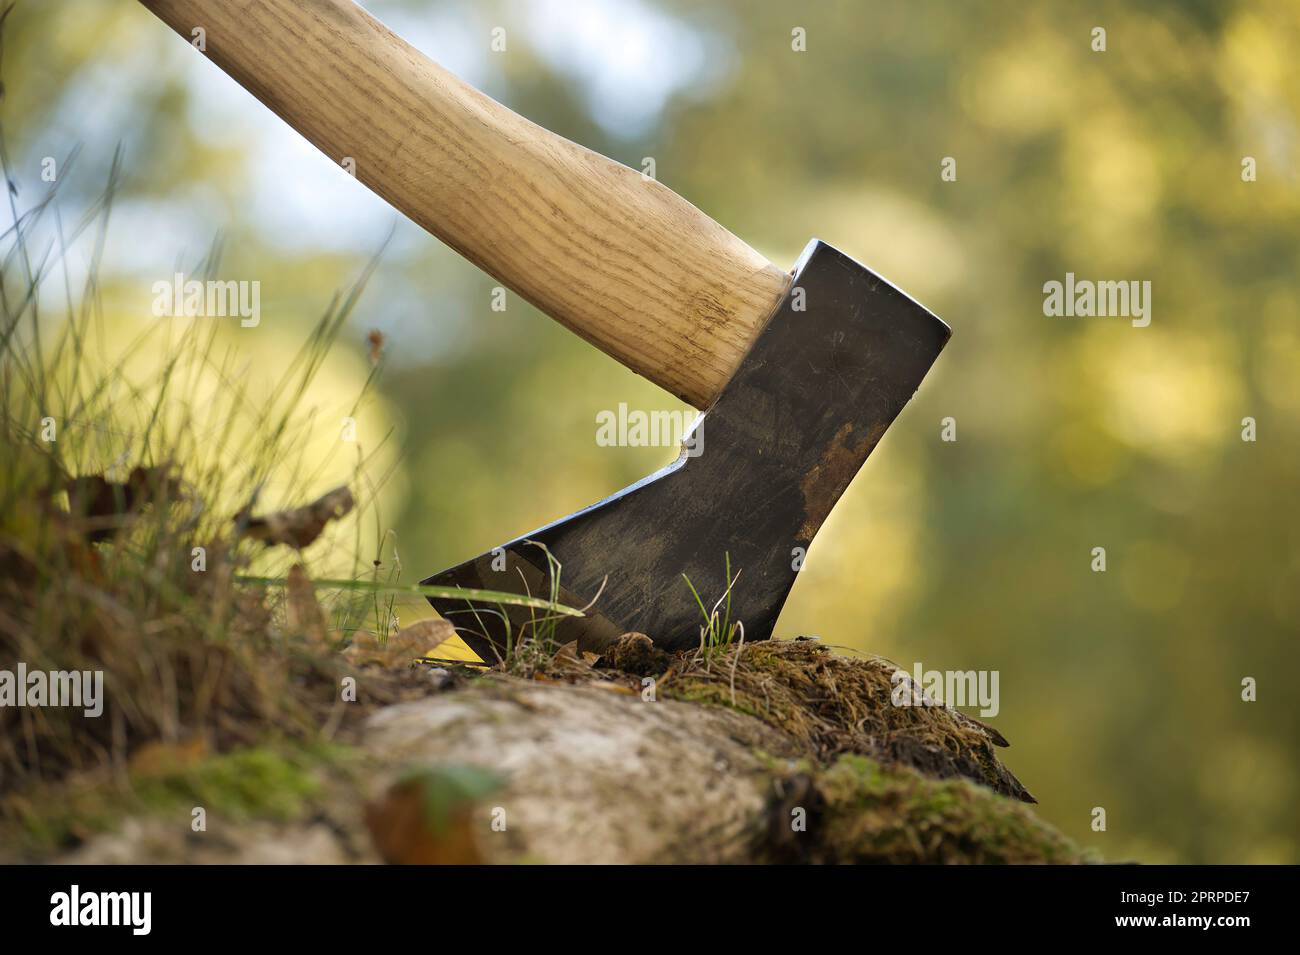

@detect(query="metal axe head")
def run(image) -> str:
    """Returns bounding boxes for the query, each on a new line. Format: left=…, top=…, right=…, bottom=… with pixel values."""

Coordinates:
left=424, top=240, right=950, bottom=660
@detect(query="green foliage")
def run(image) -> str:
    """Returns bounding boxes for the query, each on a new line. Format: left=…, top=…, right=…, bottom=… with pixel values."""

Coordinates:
left=2, top=742, right=349, bottom=859
left=682, top=552, right=743, bottom=656
left=805, top=753, right=1094, bottom=865
left=131, top=744, right=336, bottom=821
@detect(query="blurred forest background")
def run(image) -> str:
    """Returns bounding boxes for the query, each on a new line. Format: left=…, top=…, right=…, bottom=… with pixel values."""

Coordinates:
left=4, top=0, right=1297, bottom=863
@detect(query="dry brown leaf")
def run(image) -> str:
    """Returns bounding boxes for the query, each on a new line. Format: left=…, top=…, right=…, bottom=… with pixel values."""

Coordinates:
left=365, top=770, right=499, bottom=865
left=236, top=485, right=354, bottom=549
left=62, top=464, right=185, bottom=543
left=366, top=784, right=480, bottom=864
left=128, top=736, right=210, bottom=777
left=343, top=618, right=455, bottom=668
left=552, top=640, right=600, bottom=670
left=285, top=563, right=328, bottom=648
left=341, top=630, right=381, bottom=666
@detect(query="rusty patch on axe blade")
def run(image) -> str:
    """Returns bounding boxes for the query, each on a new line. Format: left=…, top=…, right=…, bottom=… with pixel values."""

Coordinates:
left=798, top=421, right=887, bottom=540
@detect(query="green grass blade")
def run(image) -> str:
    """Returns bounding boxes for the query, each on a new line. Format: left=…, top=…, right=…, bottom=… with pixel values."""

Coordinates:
left=234, top=575, right=584, bottom=617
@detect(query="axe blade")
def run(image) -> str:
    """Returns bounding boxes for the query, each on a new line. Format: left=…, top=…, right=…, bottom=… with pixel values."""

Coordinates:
left=424, top=240, right=950, bottom=660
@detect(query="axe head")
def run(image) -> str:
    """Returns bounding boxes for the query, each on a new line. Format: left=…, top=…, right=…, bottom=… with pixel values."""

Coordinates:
left=424, top=240, right=950, bottom=660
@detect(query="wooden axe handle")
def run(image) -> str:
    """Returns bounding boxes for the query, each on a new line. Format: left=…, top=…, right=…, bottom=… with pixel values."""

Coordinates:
left=139, top=0, right=791, bottom=408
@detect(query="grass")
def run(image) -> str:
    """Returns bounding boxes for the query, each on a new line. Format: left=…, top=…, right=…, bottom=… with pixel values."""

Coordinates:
left=239, top=573, right=581, bottom=617
left=682, top=552, right=744, bottom=659
left=0, top=106, right=382, bottom=785
left=489, top=541, right=595, bottom=675
left=0, top=13, right=577, bottom=815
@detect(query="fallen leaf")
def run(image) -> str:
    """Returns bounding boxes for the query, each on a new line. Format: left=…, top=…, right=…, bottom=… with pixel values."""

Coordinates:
left=367, top=785, right=479, bottom=864
left=285, top=564, right=328, bottom=648
left=551, top=639, right=600, bottom=670
left=61, top=465, right=185, bottom=542
left=236, top=485, right=354, bottom=549
left=128, top=736, right=210, bottom=777
left=552, top=640, right=581, bottom=663
left=343, top=618, right=455, bottom=668
left=365, top=765, right=502, bottom=865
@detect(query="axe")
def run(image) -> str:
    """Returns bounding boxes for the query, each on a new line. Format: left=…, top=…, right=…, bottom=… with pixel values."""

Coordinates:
left=140, top=0, right=950, bottom=659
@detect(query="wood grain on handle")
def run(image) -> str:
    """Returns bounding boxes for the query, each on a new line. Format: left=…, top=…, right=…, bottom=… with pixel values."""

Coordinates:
left=138, top=0, right=791, bottom=408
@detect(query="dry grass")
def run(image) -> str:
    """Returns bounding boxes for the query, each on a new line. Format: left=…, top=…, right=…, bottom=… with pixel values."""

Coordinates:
left=0, top=42, right=430, bottom=798
left=0, top=30, right=578, bottom=823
